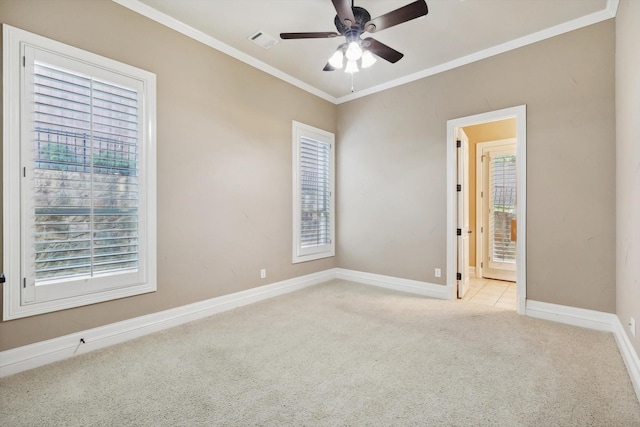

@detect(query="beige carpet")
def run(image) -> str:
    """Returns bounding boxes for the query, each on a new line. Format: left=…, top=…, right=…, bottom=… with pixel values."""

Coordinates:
left=1, top=279, right=639, bottom=426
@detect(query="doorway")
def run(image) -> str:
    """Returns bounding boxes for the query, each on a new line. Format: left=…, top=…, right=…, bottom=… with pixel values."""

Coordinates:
left=477, top=139, right=517, bottom=282
left=446, top=106, right=527, bottom=314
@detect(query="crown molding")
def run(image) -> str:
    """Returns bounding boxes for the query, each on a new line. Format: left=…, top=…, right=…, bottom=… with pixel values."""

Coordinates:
left=335, top=0, right=619, bottom=103
left=111, top=0, right=338, bottom=104
left=113, top=0, right=618, bottom=105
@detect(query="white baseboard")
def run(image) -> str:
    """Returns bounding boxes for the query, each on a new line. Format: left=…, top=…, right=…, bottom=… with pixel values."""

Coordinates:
left=2, top=270, right=638, bottom=406
left=0, top=267, right=446, bottom=377
left=335, top=268, right=450, bottom=300
left=0, top=269, right=337, bottom=378
left=612, top=316, right=640, bottom=402
left=526, top=299, right=640, bottom=403
left=525, top=300, right=616, bottom=332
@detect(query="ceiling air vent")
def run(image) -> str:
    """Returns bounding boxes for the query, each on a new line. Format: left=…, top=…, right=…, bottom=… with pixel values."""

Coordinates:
left=249, top=31, right=278, bottom=50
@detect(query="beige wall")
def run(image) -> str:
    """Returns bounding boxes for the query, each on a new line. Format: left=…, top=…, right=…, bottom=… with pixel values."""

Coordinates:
left=616, top=0, right=640, bottom=355
left=336, top=21, right=616, bottom=312
left=462, top=119, right=517, bottom=269
left=0, top=1, right=620, bottom=353
left=0, top=0, right=337, bottom=351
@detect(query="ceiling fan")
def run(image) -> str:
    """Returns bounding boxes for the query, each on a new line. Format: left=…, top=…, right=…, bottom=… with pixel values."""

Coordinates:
left=280, top=0, right=428, bottom=73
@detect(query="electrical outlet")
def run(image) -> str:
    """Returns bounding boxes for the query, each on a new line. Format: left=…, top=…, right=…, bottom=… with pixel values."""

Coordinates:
left=435, top=268, right=441, bottom=278
left=630, top=317, right=636, bottom=337
left=260, top=269, right=266, bottom=279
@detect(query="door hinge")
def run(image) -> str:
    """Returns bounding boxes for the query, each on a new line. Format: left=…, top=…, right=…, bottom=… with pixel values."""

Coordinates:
left=481, top=191, right=483, bottom=198
left=481, top=226, right=483, bottom=233
left=456, top=228, right=462, bottom=236
left=456, top=139, right=461, bottom=148
left=456, top=273, right=462, bottom=280
left=456, top=184, right=461, bottom=192
left=23, top=56, right=26, bottom=67
left=23, top=278, right=26, bottom=288
left=23, top=167, right=26, bottom=177
left=481, top=262, right=484, bottom=268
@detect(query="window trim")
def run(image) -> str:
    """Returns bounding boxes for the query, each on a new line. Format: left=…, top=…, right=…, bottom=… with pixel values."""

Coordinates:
left=292, top=121, right=335, bottom=263
left=2, top=25, right=157, bottom=320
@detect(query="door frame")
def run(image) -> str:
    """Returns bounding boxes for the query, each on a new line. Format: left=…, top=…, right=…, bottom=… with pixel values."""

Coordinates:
left=457, top=128, right=471, bottom=298
left=446, top=105, right=527, bottom=314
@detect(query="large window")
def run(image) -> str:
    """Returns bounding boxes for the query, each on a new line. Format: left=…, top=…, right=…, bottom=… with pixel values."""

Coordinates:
left=3, top=25, right=157, bottom=320
left=292, top=122, right=335, bottom=263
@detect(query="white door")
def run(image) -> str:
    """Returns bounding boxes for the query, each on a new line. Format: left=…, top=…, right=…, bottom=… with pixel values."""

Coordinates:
left=481, top=143, right=516, bottom=282
left=457, top=129, right=470, bottom=298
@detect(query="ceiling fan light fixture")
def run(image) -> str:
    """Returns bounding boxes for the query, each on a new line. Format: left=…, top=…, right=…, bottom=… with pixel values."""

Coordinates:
left=360, top=50, right=376, bottom=68
left=280, top=0, right=429, bottom=76
left=329, top=50, right=344, bottom=69
left=345, top=41, right=363, bottom=61
left=345, top=59, right=359, bottom=74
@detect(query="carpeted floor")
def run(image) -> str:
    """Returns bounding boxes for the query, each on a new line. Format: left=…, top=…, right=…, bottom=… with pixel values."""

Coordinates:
left=1, top=279, right=639, bottom=426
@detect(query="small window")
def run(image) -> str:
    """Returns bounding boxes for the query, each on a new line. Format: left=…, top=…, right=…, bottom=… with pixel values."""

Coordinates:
left=292, top=121, right=335, bottom=263
left=3, top=25, right=157, bottom=320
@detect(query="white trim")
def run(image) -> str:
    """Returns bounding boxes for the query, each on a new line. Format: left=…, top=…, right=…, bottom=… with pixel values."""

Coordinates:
left=334, top=2, right=617, bottom=104
left=111, top=0, right=618, bottom=105
left=335, top=268, right=451, bottom=300
left=111, top=0, right=336, bottom=104
left=291, top=121, right=336, bottom=263
left=613, top=316, right=640, bottom=402
left=2, top=268, right=639, bottom=405
left=2, top=24, right=158, bottom=320
left=447, top=106, right=527, bottom=314
left=475, top=142, right=483, bottom=280
left=0, top=269, right=337, bottom=377
left=2, top=24, right=21, bottom=321
left=0, top=268, right=446, bottom=377
left=607, top=0, right=620, bottom=16
left=526, top=300, right=616, bottom=332
left=526, top=299, right=639, bottom=403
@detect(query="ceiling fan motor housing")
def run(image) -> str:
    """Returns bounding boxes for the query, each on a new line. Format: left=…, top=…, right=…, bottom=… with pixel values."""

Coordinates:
left=279, top=1, right=429, bottom=69
left=334, top=6, right=371, bottom=35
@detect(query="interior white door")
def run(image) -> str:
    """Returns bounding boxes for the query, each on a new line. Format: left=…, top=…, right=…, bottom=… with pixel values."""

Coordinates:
left=457, top=129, right=470, bottom=298
left=481, top=143, right=517, bottom=282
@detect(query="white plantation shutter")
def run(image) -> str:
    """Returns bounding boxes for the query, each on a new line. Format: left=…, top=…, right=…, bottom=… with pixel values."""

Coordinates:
left=489, top=154, right=517, bottom=263
left=32, top=63, right=140, bottom=282
left=3, top=26, right=156, bottom=319
left=300, top=137, right=331, bottom=248
left=292, top=122, right=334, bottom=263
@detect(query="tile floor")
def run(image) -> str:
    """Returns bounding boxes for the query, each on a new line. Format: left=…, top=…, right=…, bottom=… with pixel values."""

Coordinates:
left=462, top=277, right=516, bottom=310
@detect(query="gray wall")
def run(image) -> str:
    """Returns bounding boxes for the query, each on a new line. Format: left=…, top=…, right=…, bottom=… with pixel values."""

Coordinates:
left=336, top=21, right=616, bottom=313
left=0, top=0, right=337, bottom=351
left=616, top=0, right=640, bottom=355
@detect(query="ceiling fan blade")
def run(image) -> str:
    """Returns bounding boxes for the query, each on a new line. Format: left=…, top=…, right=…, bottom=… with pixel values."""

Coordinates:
left=332, top=0, right=357, bottom=27
left=280, top=32, right=340, bottom=39
left=362, top=37, right=404, bottom=63
left=365, top=0, right=428, bottom=33
left=323, top=63, right=336, bottom=71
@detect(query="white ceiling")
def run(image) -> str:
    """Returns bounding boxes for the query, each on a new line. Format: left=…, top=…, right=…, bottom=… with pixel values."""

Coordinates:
left=116, top=0, right=615, bottom=103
